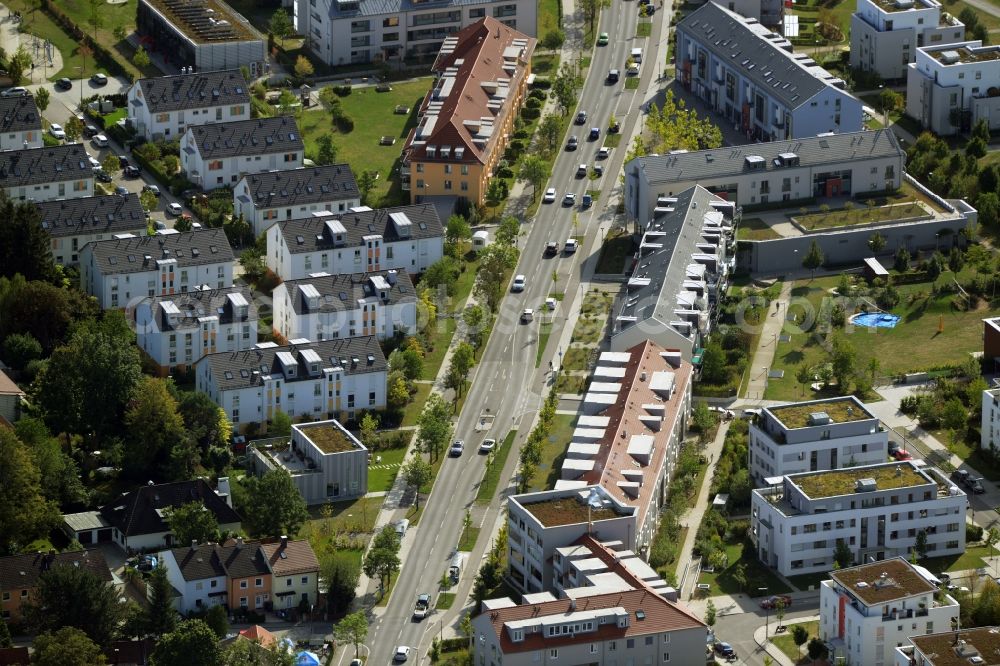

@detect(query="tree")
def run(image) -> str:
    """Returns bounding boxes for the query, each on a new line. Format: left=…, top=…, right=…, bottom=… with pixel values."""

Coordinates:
left=774, top=598, right=786, bottom=629
left=0, top=195, right=60, bottom=284
left=389, top=346, right=424, bottom=382
left=579, top=0, right=611, bottom=37
left=387, top=373, right=410, bottom=412
left=65, top=116, right=84, bottom=142
left=445, top=342, right=475, bottom=398
left=0, top=429, right=60, bottom=553
left=113, top=25, right=127, bottom=42
left=151, top=620, right=220, bottom=666
left=700, top=342, right=728, bottom=384
left=833, top=539, right=853, bottom=569
left=731, top=562, right=748, bottom=592
left=550, top=63, right=581, bottom=115
left=895, top=246, right=911, bottom=272
left=807, top=637, right=828, bottom=664
left=203, top=604, right=228, bottom=639
left=294, top=55, right=314, bottom=80
left=334, top=611, right=368, bottom=658
left=474, top=243, right=519, bottom=312
left=359, top=411, right=380, bottom=451
left=270, top=410, right=293, bottom=437
left=704, top=599, right=716, bottom=628
left=15, top=418, right=87, bottom=506
left=830, top=335, right=857, bottom=393
left=139, top=189, right=158, bottom=213
left=102, top=153, right=120, bottom=174
left=277, top=89, right=297, bottom=116
left=401, top=457, right=433, bottom=508
left=144, top=565, right=178, bottom=638
left=240, top=247, right=267, bottom=284
left=3, top=331, right=42, bottom=373
left=34, top=87, right=50, bottom=113
left=357, top=170, right=378, bottom=205
left=237, top=470, right=308, bottom=538
left=538, top=114, right=562, bottom=154
left=166, top=501, right=220, bottom=548
left=86, top=0, right=104, bottom=41
left=417, top=393, right=453, bottom=461
left=495, top=216, right=521, bottom=247
left=315, top=134, right=338, bottom=165
left=322, top=552, right=360, bottom=616
left=792, top=624, right=809, bottom=657
left=987, top=527, right=1000, bottom=556
left=977, top=192, right=1000, bottom=228
left=541, top=29, right=565, bottom=50
left=446, top=214, right=472, bottom=246
left=868, top=231, right=886, bottom=254
left=517, top=154, right=549, bottom=201
left=219, top=639, right=294, bottom=666
left=464, top=304, right=490, bottom=355
left=691, top=401, right=716, bottom=440
left=7, top=46, right=30, bottom=85
left=23, top=563, right=123, bottom=647
left=32, top=627, right=106, bottom=666
left=0, top=618, right=10, bottom=648
left=877, top=88, right=903, bottom=117
left=123, top=377, right=191, bottom=480
left=178, top=391, right=231, bottom=454
left=363, top=526, right=401, bottom=593
left=268, top=9, right=293, bottom=46
left=134, top=46, right=151, bottom=70
left=802, top=240, right=824, bottom=279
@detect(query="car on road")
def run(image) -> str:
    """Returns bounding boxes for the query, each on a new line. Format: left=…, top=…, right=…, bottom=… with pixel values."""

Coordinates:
left=91, top=134, right=109, bottom=148
left=55, top=78, right=72, bottom=91
left=760, top=595, right=792, bottom=610
left=520, top=308, right=534, bottom=323
left=545, top=241, right=559, bottom=256
left=167, top=202, right=184, bottom=216
left=143, top=184, right=161, bottom=196
left=575, top=110, right=587, bottom=125
left=597, top=147, right=610, bottom=159
left=123, top=165, right=140, bottom=178
left=0, top=87, right=29, bottom=98
left=449, top=440, right=465, bottom=457
left=511, top=274, right=526, bottom=292
left=566, top=135, right=579, bottom=151
left=349, top=660, right=363, bottom=666
left=413, top=593, right=431, bottom=620
left=607, top=69, right=620, bottom=83
left=115, top=186, right=129, bottom=196
left=597, top=32, right=609, bottom=46
left=564, top=238, right=578, bottom=254
left=589, top=127, right=600, bottom=140
left=577, top=163, right=588, bottom=177
left=892, top=448, right=912, bottom=461
left=91, top=72, right=108, bottom=86
left=480, top=438, right=496, bottom=453
left=714, top=642, right=736, bottom=659
left=969, top=477, right=986, bottom=494
left=953, top=470, right=970, bottom=485
left=543, top=187, right=557, bottom=203
left=83, top=124, right=100, bottom=138
left=393, top=647, right=411, bottom=662
left=645, top=4, right=656, bottom=14
left=562, top=192, right=577, bottom=206
left=96, top=170, right=113, bottom=183
left=582, top=193, right=593, bottom=208
left=594, top=164, right=604, bottom=177
left=118, top=155, right=129, bottom=168
left=48, top=123, right=66, bottom=140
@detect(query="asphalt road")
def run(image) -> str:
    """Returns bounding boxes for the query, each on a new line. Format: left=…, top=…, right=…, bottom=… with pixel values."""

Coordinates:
left=715, top=606, right=817, bottom=666
left=362, top=2, right=664, bottom=664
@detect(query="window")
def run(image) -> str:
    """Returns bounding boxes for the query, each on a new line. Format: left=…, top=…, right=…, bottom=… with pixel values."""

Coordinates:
left=240, top=581, right=248, bottom=589
left=627, top=640, right=635, bottom=649
left=444, top=164, right=452, bottom=174
left=301, top=576, right=309, bottom=584
left=645, top=637, right=654, bottom=646
left=1, top=592, right=8, bottom=601
left=469, top=7, right=485, bottom=17
left=208, top=160, right=224, bottom=171
left=383, top=16, right=399, bottom=26
left=461, top=181, right=468, bottom=191
left=590, top=645, right=598, bottom=654
left=255, top=578, right=263, bottom=587
left=415, top=163, right=423, bottom=173
left=461, top=164, right=469, bottom=175
left=662, top=653, right=670, bottom=663
left=156, top=113, right=170, bottom=122
left=284, top=153, right=298, bottom=162
left=444, top=180, right=452, bottom=190
left=548, top=649, right=558, bottom=659
left=230, top=105, right=245, bottom=115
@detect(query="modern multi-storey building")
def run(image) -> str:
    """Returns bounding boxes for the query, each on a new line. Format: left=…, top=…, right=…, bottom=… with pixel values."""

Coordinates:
left=401, top=18, right=535, bottom=207
left=195, top=337, right=387, bottom=429
left=295, top=0, right=536, bottom=67
left=79, top=229, right=235, bottom=310
left=906, top=41, right=1000, bottom=135
left=0, top=144, right=94, bottom=203
left=265, top=204, right=444, bottom=281
left=624, top=130, right=905, bottom=227
left=233, top=165, right=361, bottom=236
left=181, top=116, right=303, bottom=190
left=820, top=557, right=959, bottom=666
left=609, top=186, right=734, bottom=360
left=134, top=285, right=258, bottom=375
left=0, top=95, right=42, bottom=151
left=749, top=396, right=889, bottom=485
left=137, top=0, right=266, bottom=75
left=689, top=0, right=783, bottom=26
left=126, top=69, right=252, bottom=141
left=36, top=194, right=148, bottom=266
left=751, top=461, right=967, bottom=576
left=0, top=550, right=114, bottom=623
left=895, top=627, right=1000, bottom=666
left=250, top=419, right=368, bottom=504
left=676, top=2, right=863, bottom=140
left=272, top=270, right=417, bottom=343
left=851, top=0, right=965, bottom=80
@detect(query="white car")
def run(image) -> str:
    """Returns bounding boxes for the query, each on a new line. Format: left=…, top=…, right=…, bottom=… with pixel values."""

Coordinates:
left=0, top=87, right=29, bottom=98
left=511, top=274, right=526, bottom=292
left=393, top=647, right=411, bottom=662
left=479, top=438, right=496, bottom=453
left=88, top=155, right=101, bottom=169
left=167, top=202, right=184, bottom=216
left=521, top=308, right=534, bottom=323
left=48, top=123, right=66, bottom=139
left=597, top=147, right=610, bottom=159
left=91, top=134, right=109, bottom=148
left=543, top=187, right=557, bottom=203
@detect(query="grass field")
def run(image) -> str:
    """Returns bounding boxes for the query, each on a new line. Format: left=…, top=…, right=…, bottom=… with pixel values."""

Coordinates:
left=772, top=620, right=819, bottom=665
left=794, top=202, right=928, bottom=230
left=436, top=592, right=456, bottom=610
left=401, top=383, right=433, bottom=428
left=528, top=413, right=576, bottom=491
left=737, top=217, right=781, bottom=241
left=458, top=525, right=481, bottom=552
left=636, top=21, right=652, bottom=37
left=538, top=0, right=561, bottom=42
left=625, top=77, right=640, bottom=89
left=368, top=445, right=408, bottom=492
left=476, top=430, right=517, bottom=503
left=920, top=543, right=999, bottom=574
left=532, top=53, right=560, bottom=76
left=536, top=321, right=553, bottom=367
left=697, top=540, right=793, bottom=596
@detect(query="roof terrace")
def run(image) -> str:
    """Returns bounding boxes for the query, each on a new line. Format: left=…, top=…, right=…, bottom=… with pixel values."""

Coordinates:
left=298, top=422, right=362, bottom=454
left=830, top=557, right=936, bottom=605
left=522, top=496, right=623, bottom=528
left=769, top=397, right=874, bottom=429
left=791, top=463, right=929, bottom=499
left=145, top=0, right=260, bottom=44
left=930, top=45, right=1000, bottom=65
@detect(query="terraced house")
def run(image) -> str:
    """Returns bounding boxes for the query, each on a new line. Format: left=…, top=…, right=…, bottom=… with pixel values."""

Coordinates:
left=181, top=116, right=303, bottom=190
left=0, top=144, right=94, bottom=203
left=35, top=193, right=148, bottom=266
left=0, top=95, right=42, bottom=151
left=127, top=69, right=252, bottom=141
left=233, top=165, right=361, bottom=236
left=0, top=550, right=115, bottom=623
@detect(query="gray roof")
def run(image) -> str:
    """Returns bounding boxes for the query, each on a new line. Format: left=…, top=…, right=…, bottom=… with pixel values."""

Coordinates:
left=279, top=269, right=417, bottom=316
left=0, top=95, right=41, bottom=135
left=84, top=228, right=235, bottom=274
left=327, top=0, right=495, bottom=19
left=237, top=164, right=359, bottom=208
left=678, top=2, right=841, bottom=109
left=198, top=337, right=386, bottom=391
left=185, top=116, right=303, bottom=159
left=631, top=130, right=904, bottom=185
left=0, top=143, right=93, bottom=188
left=168, top=541, right=270, bottom=582
left=136, top=69, right=251, bottom=113
left=143, top=285, right=257, bottom=331
left=279, top=204, right=443, bottom=253
left=35, top=193, right=147, bottom=238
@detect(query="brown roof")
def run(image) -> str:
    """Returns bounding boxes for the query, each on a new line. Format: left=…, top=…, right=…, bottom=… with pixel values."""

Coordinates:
left=0, top=550, right=112, bottom=592
left=829, top=557, right=936, bottom=606
left=261, top=539, right=320, bottom=576
left=238, top=625, right=278, bottom=648
left=0, top=648, right=28, bottom=666
left=910, top=627, right=1000, bottom=666
left=0, top=370, right=23, bottom=396
left=480, top=588, right=705, bottom=653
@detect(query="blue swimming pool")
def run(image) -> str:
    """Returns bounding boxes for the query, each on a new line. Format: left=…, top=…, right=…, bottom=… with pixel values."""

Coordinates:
left=850, top=312, right=901, bottom=328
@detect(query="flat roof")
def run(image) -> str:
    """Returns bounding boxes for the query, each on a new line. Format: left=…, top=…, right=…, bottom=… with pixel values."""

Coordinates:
left=830, top=557, right=936, bottom=606
left=791, top=462, right=930, bottom=499
left=769, top=397, right=874, bottom=428
left=520, top=495, right=623, bottom=528
left=142, top=0, right=262, bottom=44
left=298, top=422, right=362, bottom=454
left=910, top=627, right=1000, bottom=666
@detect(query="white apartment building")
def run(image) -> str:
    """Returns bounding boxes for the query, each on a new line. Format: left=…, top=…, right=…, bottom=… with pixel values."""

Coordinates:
left=896, top=627, right=1000, bottom=666
left=272, top=269, right=417, bottom=343
left=749, top=396, right=890, bottom=485
left=624, top=131, right=905, bottom=228
left=296, top=0, right=536, bottom=67
left=36, top=194, right=148, bottom=266
left=0, top=95, right=42, bottom=151
left=79, top=229, right=236, bottom=310
left=134, top=285, right=258, bottom=375
left=981, top=387, right=1000, bottom=452
left=689, top=0, right=783, bottom=26
left=851, top=0, right=965, bottom=80
left=181, top=116, right=303, bottom=191
left=266, top=204, right=444, bottom=281
left=0, top=144, right=94, bottom=203
left=127, top=69, right=252, bottom=141
left=906, top=41, right=1000, bottom=135
left=751, top=461, right=967, bottom=576
left=233, top=165, right=360, bottom=237
left=820, top=557, right=959, bottom=666
left=195, top=337, right=387, bottom=430
left=676, top=2, right=863, bottom=141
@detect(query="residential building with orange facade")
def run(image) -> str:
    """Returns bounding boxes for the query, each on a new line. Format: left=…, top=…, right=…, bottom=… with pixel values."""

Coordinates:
left=402, top=18, right=535, bottom=207
left=0, top=550, right=115, bottom=623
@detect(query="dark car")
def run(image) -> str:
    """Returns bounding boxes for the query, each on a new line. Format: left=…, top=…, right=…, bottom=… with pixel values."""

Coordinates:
left=608, top=120, right=621, bottom=134
left=644, top=3, right=656, bottom=13
left=123, top=165, right=140, bottom=178
left=96, top=171, right=113, bottom=183
left=714, top=642, right=735, bottom=658
left=117, top=155, right=129, bottom=168
left=83, top=124, right=100, bottom=138
left=55, top=78, right=72, bottom=91
left=588, top=127, right=600, bottom=141
left=582, top=193, right=593, bottom=208
left=566, top=135, right=579, bottom=151
left=607, top=69, right=620, bottom=83
left=115, top=186, right=129, bottom=196
left=544, top=241, right=559, bottom=256
left=969, top=477, right=986, bottom=494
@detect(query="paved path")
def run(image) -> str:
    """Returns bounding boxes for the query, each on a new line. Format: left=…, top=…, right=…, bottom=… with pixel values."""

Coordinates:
left=744, top=280, right=794, bottom=401
left=0, top=9, right=64, bottom=84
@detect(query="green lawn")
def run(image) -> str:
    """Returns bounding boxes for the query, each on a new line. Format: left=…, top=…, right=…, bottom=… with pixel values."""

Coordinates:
left=772, top=620, right=818, bottom=665
left=794, top=202, right=928, bottom=230
left=536, top=321, right=553, bottom=367
left=532, top=53, right=560, bottom=76
left=920, top=543, right=1000, bottom=574
left=299, top=78, right=431, bottom=208
left=929, top=429, right=1000, bottom=481
left=636, top=21, right=652, bottom=37
left=304, top=496, right=382, bottom=535
left=554, top=372, right=586, bottom=394
left=476, top=430, right=517, bottom=503
left=787, top=571, right=832, bottom=592
left=368, top=444, right=408, bottom=492
left=947, top=0, right=1000, bottom=30
left=538, top=0, right=561, bottom=42
left=737, top=217, right=781, bottom=241
left=697, top=540, right=793, bottom=596
left=596, top=232, right=633, bottom=274
left=625, top=77, right=640, bottom=90
left=528, top=413, right=576, bottom=491
left=435, top=592, right=456, bottom=610
left=375, top=571, right=399, bottom=606
left=421, top=318, right=458, bottom=381
left=458, top=526, right=481, bottom=552
left=401, top=383, right=432, bottom=428
left=6, top=3, right=103, bottom=80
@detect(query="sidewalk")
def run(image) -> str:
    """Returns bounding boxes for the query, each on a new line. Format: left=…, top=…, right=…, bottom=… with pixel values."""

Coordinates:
left=753, top=615, right=821, bottom=666
left=744, top=280, right=794, bottom=401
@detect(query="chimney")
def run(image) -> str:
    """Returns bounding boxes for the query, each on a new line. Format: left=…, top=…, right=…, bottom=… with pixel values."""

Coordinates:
left=236, top=536, right=244, bottom=548
left=191, top=539, right=198, bottom=551
left=280, top=535, right=288, bottom=547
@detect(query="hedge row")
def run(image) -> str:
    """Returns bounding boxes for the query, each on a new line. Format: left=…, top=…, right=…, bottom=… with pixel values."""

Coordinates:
left=40, top=0, right=132, bottom=82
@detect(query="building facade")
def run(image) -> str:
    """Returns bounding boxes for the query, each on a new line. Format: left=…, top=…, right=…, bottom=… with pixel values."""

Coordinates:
left=127, top=69, right=252, bottom=141
left=676, top=2, right=863, bottom=140
left=0, top=144, right=94, bottom=203
left=233, top=165, right=360, bottom=237
left=906, top=41, right=1000, bottom=135
left=181, top=116, right=303, bottom=190
left=79, top=229, right=236, bottom=310
left=261, top=537, right=320, bottom=610
left=751, top=461, right=967, bottom=576
left=0, top=370, right=23, bottom=424
left=0, top=95, right=42, bottom=151
left=401, top=18, right=535, bottom=207
left=36, top=194, right=148, bottom=266
left=0, top=551, right=114, bottom=623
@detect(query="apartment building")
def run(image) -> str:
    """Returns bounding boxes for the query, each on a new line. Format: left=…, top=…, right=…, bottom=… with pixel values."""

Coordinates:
left=907, top=41, right=1000, bottom=136
left=851, top=0, right=965, bottom=80
left=36, top=193, right=147, bottom=266
left=233, top=165, right=360, bottom=236
left=751, top=461, right=967, bottom=576
left=624, top=130, right=905, bottom=227
left=250, top=419, right=368, bottom=504
left=134, top=285, right=258, bottom=375
left=79, top=229, right=235, bottom=310
left=689, top=0, right=783, bottom=26
left=261, top=536, right=321, bottom=610
left=195, top=337, right=387, bottom=430
left=609, top=186, right=734, bottom=360
left=265, top=204, right=444, bottom=281
left=895, top=627, right=1000, bottom=666
left=676, top=2, right=863, bottom=140
left=127, top=69, right=251, bottom=141
left=0, top=144, right=94, bottom=203
left=295, top=0, right=536, bottom=67
left=401, top=18, right=535, bottom=207
left=272, top=270, right=417, bottom=343
left=820, top=557, right=959, bottom=666
left=181, top=116, right=303, bottom=190
left=749, top=396, right=889, bottom=485
left=0, top=550, right=114, bottom=622
left=0, top=95, right=42, bottom=151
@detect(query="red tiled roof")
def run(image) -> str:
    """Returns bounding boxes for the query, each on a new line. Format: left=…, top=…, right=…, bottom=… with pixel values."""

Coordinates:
left=239, top=625, right=278, bottom=648
left=261, top=539, right=320, bottom=576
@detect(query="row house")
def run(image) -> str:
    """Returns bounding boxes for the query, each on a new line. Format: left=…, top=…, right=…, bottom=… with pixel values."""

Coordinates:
left=0, top=95, right=42, bottom=151
left=0, top=144, right=94, bottom=203
left=36, top=193, right=147, bottom=266
left=181, top=116, right=303, bottom=191
left=233, top=165, right=360, bottom=237
left=127, top=69, right=251, bottom=141
left=0, top=550, right=115, bottom=623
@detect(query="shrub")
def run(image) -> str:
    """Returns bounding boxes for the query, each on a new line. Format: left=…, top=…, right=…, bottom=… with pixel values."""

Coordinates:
left=333, top=85, right=352, bottom=96
left=525, top=97, right=542, bottom=110
left=520, top=106, right=541, bottom=120
left=968, top=523, right=984, bottom=542
left=531, top=78, right=552, bottom=90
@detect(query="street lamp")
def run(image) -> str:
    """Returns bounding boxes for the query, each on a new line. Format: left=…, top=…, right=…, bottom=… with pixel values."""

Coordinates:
left=759, top=587, right=769, bottom=640
left=75, top=66, right=84, bottom=109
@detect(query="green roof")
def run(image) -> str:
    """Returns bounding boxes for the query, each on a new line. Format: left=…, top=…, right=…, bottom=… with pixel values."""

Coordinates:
left=793, top=464, right=929, bottom=499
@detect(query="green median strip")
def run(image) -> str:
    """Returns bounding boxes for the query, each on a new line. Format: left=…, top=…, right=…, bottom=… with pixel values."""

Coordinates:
left=476, top=430, right=517, bottom=504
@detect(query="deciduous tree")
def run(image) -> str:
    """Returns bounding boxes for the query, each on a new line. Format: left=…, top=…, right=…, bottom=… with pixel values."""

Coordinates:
left=268, top=9, right=293, bottom=46
left=315, top=134, right=338, bottom=165
left=401, top=457, right=432, bottom=508
left=802, top=240, right=824, bottom=279
left=237, top=470, right=308, bottom=538
left=517, top=154, right=548, bottom=201
left=134, top=46, right=151, bottom=69
left=473, top=243, right=519, bottom=312
left=151, top=620, right=220, bottom=666
left=334, top=611, right=368, bottom=658
left=32, top=627, right=106, bottom=666
left=446, top=214, right=472, bottom=245
left=357, top=170, right=377, bottom=205
left=0, top=429, right=59, bottom=554
left=417, top=393, right=452, bottom=461
left=34, top=87, right=50, bottom=113
left=294, top=55, right=314, bottom=79
left=23, top=563, right=123, bottom=647
left=123, top=377, right=191, bottom=480
left=166, top=501, right=220, bottom=548
left=322, top=553, right=359, bottom=616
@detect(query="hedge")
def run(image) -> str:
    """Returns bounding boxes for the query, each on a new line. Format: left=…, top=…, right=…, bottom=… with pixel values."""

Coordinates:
left=40, top=0, right=132, bottom=81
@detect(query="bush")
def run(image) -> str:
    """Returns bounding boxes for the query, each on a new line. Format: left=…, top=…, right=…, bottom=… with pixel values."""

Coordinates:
left=968, top=523, right=984, bottom=542
left=529, top=89, right=547, bottom=101
left=520, top=107, right=541, bottom=120
left=525, top=97, right=542, bottom=110
left=531, top=78, right=552, bottom=90
left=333, top=85, right=352, bottom=97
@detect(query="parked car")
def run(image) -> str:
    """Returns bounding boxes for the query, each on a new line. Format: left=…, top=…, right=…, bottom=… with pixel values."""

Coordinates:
left=87, top=156, right=101, bottom=170
left=892, top=448, right=912, bottom=461
left=479, top=438, right=496, bottom=453
left=114, top=186, right=129, bottom=196
left=83, top=124, right=100, bottom=138
left=96, top=170, right=113, bottom=183
left=91, top=134, right=109, bottom=148
left=117, top=155, right=129, bottom=168
left=91, top=72, right=108, bottom=86
left=545, top=241, right=559, bottom=256
left=760, top=595, right=792, bottom=610
left=953, top=470, right=970, bottom=486
left=449, top=440, right=465, bottom=457
left=969, top=477, right=986, bottom=494
left=543, top=187, right=557, bottom=203
left=714, top=643, right=736, bottom=658
left=0, top=87, right=29, bottom=98
left=511, top=274, right=526, bottom=292
left=55, top=78, right=72, bottom=91
left=142, top=184, right=161, bottom=196
left=167, top=202, right=184, bottom=216
left=123, top=165, right=140, bottom=177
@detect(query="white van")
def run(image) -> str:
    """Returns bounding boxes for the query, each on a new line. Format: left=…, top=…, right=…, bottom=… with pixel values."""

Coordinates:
left=631, top=47, right=643, bottom=63
left=395, top=518, right=410, bottom=538
left=449, top=552, right=466, bottom=582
